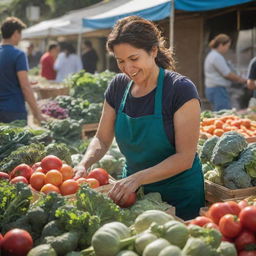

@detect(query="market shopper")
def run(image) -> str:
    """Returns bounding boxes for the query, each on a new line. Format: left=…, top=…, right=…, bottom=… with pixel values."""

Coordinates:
left=74, top=16, right=205, bottom=220
left=204, top=34, right=247, bottom=111
left=0, top=17, right=44, bottom=124
left=82, top=40, right=98, bottom=74
left=40, top=43, right=59, bottom=80
left=247, top=56, right=256, bottom=107
left=54, top=43, right=83, bottom=83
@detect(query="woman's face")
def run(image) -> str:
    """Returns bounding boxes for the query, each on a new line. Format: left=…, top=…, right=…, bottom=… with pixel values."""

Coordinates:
left=113, top=43, right=157, bottom=83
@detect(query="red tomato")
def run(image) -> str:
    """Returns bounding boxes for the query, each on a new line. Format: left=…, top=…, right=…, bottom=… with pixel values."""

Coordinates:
left=1, top=229, right=33, bottom=256
left=40, top=184, right=60, bottom=194
left=60, top=179, right=79, bottom=195
left=77, top=177, right=88, bottom=185
left=235, top=230, right=256, bottom=251
left=35, top=167, right=47, bottom=174
left=219, top=214, right=242, bottom=238
left=239, top=251, right=256, bottom=256
left=208, top=202, right=238, bottom=224
left=239, top=206, right=256, bottom=232
left=0, top=233, right=3, bottom=248
left=238, top=200, right=249, bottom=210
left=41, top=155, right=63, bottom=172
left=30, top=172, right=45, bottom=191
left=203, top=222, right=219, bottom=230
left=87, top=168, right=109, bottom=186
left=0, top=172, right=10, bottom=180
left=85, top=178, right=100, bottom=188
left=190, top=216, right=213, bottom=227
left=31, top=162, right=41, bottom=172
left=10, top=176, right=28, bottom=184
left=10, top=164, right=33, bottom=181
left=225, top=201, right=241, bottom=216
left=118, top=192, right=137, bottom=208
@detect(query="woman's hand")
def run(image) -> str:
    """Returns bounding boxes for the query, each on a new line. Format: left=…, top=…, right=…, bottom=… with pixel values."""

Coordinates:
left=74, top=165, right=87, bottom=179
left=108, top=174, right=142, bottom=206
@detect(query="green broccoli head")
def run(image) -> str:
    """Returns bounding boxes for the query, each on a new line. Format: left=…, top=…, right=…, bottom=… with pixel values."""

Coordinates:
left=211, top=131, right=247, bottom=166
left=199, top=136, right=219, bottom=164
left=223, top=161, right=252, bottom=189
left=240, top=145, right=256, bottom=178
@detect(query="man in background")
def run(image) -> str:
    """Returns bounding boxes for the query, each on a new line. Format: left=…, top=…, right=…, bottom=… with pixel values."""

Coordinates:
left=26, top=42, right=41, bottom=69
left=82, top=40, right=98, bottom=74
left=247, top=56, right=256, bottom=107
left=40, top=43, right=59, bottom=80
left=0, top=17, right=44, bottom=123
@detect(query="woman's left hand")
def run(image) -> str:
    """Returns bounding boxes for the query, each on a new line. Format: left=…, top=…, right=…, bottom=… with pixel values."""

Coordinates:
left=108, top=174, right=142, bottom=206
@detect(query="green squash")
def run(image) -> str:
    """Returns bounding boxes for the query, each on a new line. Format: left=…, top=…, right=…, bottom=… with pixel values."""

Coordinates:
left=159, top=245, right=183, bottom=256
left=116, top=250, right=139, bottom=256
left=134, top=232, right=158, bottom=255
left=142, top=238, right=170, bottom=256
left=134, top=210, right=174, bottom=233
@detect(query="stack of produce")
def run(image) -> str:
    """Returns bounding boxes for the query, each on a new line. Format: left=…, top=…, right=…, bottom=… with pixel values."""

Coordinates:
left=189, top=200, right=256, bottom=256
left=200, top=115, right=256, bottom=139
left=200, top=131, right=256, bottom=189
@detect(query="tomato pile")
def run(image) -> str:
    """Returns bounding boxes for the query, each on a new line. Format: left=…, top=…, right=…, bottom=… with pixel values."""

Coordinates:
left=190, top=201, right=256, bottom=255
left=0, top=155, right=110, bottom=196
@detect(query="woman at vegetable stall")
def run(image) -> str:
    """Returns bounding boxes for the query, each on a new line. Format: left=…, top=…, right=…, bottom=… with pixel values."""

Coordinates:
left=74, top=16, right=205, bottom=220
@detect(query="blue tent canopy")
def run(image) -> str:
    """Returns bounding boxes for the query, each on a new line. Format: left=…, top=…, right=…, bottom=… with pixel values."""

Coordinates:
left=175, top=0, right=254, bottom=11
left=83, top=0, right=254, bottom=29
left=83, top=0, right=170, bottom=29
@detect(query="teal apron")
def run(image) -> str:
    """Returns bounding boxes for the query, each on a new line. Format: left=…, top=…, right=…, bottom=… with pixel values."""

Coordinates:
left=115, top=68, right=205, bottom=220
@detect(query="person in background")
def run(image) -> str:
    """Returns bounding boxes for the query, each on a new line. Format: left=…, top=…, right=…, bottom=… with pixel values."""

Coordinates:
left=40, top=43, right=59, bottom=80
left=204, top=34, right=247, bottom=111
left=0, top=17, right=44, bottom=123
left=74, top=16, right=205, bottom=220
left=26, top=42, right=41, bottom=69
left=247, top=56, right=256, bottom=107
left=82, top=40, right=98, bottom=74
left=54, top=43, right=83, bottom=82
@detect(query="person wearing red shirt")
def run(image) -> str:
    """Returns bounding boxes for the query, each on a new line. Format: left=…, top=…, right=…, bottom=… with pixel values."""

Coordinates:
left=40, top=44, right=59, bottom=80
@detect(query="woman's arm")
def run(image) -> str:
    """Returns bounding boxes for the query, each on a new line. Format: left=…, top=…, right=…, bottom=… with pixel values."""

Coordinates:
left=109, top=98, right=201, bottom=204
left=74, top=100, right=116, bottom=178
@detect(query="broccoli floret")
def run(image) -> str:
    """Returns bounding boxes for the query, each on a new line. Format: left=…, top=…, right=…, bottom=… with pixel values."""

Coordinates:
left=42, top=232, right=79, bottom=255
left=27, top=206, right=48, bottom=233
left=202, top=162, right=215, bottom=174
left=45, top=143, right=72, bottom=165
left=211, top=131, right=247, bottom=166
left=204, top=168, right=223, bottom=185
left=199, top=136, right=219, bottom=164
left=223, top=161, right=252, bottom=189
left=41, top=220, right=64, bottom=239
left=238, top=143, right=256, bottom=178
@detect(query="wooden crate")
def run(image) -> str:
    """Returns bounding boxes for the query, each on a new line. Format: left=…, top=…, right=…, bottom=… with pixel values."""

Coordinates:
left=33, top=86, right=69, bottom=99
left=205, top=180, right=256, bottom=203
left=82, top=123, right=99, bottom=139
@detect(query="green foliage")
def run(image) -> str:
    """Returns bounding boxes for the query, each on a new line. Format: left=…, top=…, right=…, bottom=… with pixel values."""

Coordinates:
left=45, top=143, right=72, bottom=165
left=0, top=143, right=45, bottom=173
left=0, top=181, right=32, bottom=233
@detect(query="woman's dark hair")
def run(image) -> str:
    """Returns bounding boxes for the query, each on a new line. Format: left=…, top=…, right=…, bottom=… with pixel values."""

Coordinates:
left=106, top=16, right=175, bottom=70
left=1, top=17, right=26, bottom=39
left=209, top=34, right=231, bottom=49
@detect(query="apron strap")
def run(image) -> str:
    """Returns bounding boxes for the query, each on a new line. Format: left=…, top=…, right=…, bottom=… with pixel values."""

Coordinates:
left=154, top=68, right=165, bottom=115
left=118, top=80, right=133, bottom=114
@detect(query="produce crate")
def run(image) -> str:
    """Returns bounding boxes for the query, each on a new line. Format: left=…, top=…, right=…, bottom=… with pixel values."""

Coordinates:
left=33, top=85, right=69, bottom=99
left=82, top=123, right=99, bottom=139
left=205, top=180, right=256, bottom=203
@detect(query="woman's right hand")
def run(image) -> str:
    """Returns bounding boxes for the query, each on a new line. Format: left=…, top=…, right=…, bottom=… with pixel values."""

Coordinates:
left=74, top=165, right=87, bottom=179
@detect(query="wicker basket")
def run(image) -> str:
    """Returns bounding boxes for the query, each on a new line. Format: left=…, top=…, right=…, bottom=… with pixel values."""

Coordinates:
left=205, top=180, right=256, bottom=203
left=33, top=86, right=69, bottom=99
left=82, top=123, right=99, bottom=139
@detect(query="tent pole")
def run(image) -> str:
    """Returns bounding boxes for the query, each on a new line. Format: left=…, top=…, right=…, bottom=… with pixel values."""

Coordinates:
left=77, top=26, right=83, bottom=56
left=169, top=0, right=175, bottom=50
